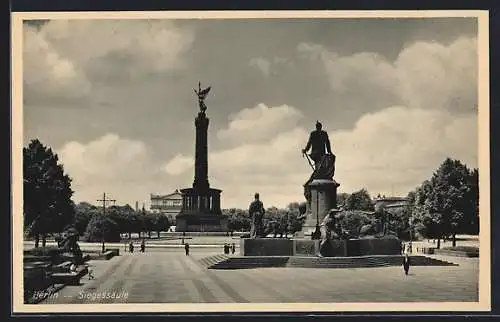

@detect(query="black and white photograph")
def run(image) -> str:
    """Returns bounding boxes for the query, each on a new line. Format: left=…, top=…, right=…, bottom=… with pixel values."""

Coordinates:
left=11, top=10, right=490, bottom=313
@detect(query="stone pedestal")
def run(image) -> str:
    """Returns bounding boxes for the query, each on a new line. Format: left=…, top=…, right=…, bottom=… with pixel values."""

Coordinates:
left=240, top=238, right=294, bottom=256
left=300, top=179, right=338, bottom=236
left=239, top=237, right=401, bottom=257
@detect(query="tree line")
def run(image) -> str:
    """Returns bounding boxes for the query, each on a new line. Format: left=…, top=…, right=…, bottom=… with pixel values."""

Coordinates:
left=23, top=138, right=479, bottom=248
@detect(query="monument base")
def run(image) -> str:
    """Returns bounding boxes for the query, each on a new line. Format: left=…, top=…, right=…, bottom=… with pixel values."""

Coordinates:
left=176, top=214, right=228, bottom=232
left=240, top=238, right=294, bottom=256
left=300, top=179, right=339, bottom=236
left=240, top=237, right=402, bottom=257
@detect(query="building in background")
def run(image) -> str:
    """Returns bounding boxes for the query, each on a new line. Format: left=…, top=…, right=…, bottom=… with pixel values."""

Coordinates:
left=150, top=190, right=183, bottom=218
left=373, top=196, right=409, bottom=212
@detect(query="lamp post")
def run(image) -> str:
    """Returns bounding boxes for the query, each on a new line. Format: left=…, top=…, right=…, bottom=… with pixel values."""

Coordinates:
left=97, top=192, right=116, bottom=254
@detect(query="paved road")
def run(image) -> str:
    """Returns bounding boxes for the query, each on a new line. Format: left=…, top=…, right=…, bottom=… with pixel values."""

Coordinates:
left=40, top=250, right=479, bottom=304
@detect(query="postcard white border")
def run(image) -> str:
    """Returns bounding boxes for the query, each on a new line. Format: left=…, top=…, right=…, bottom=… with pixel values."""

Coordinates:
left=11, top=10, right=491, bottom=313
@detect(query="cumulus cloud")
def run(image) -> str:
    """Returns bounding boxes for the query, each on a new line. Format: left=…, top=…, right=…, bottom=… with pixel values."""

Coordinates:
left=58, top=133, right=165, bottom=206
left=210, top=127, right=311, bottom=208
left=249, top=57, right=271, bottom=76
left=201, top=37, right=478, bottom=207
left=217, top=103, right=303, bottom=145
left=249, top=56, right=291, bottom=77
left=395, top=37, right=478, bottom=112
left=162, top=154, right=194, bottom=175
left=23, top=26, right=92, bottom=103
left=207, top=106, right=476, bottom=208
left=23, top=19, right=194, bottom=104
left=332, top=106, right=478, bottom=196
left=297, top=36, right=478, bottom=114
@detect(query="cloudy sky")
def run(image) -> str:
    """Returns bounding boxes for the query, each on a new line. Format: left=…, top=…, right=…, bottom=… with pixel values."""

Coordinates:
left=22, top=16, right=479, bottom=209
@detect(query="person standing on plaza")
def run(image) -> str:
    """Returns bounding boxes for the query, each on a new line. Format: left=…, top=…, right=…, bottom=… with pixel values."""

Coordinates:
left=403, top=245, right=411, bottom=275
left=140, top=238, right=146, bottom=253
left=231, top=243, right=236, bottom=254
left=185, top=242, right=190, bottom=256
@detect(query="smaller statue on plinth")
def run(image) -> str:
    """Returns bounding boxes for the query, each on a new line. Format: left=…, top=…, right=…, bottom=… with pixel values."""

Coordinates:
left=318, top=208, right=344, bottom=257
left=193, top=82, right=212, bottom=114
left=358, top=205, right=398, bottom=239
left=58, top=227, right=84, bottom=264
left=249, top=192, right=266, bottom=238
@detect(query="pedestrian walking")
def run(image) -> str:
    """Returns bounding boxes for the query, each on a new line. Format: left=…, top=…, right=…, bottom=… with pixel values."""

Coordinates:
left=140, top=239, right=146, bottom=253
left=129, top=242, right=134, bottom=253
left=403, top=249, right=411, bottom=275
left=231, top=243, right=236, bottom=255
left=184, top=243, right=190, bottom=256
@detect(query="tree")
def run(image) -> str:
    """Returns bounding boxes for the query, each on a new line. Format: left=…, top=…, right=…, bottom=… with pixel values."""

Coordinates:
left=84, top=215, right=121, bottom=242
left=285, top=202, right=307, bottom=235
left=72, top=202, right=101, bottom=236
left=106, top=204, right=139, bottom=238
left=339, top=210, right=371, bottom=236
left=23, top=139, right=75, bottom=247
left=152, top=214, right=170, bottom=238
left=411, top=158, right=479, bottom=248
left=336, top=192, right=350, bottom=208
left=224, top=208, right=251, bottom=234
left=344, top=189, right=374, bottom=211
left=385, top=205, right=411, bottom=240
left=139, top=208, right=156, bottom=239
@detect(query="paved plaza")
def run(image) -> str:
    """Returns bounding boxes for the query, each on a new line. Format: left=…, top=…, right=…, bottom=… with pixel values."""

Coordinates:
left=39, top=248, right=479, bottom=304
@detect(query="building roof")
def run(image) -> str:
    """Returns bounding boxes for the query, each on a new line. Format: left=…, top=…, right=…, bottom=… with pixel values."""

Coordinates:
left=151, top=189, right=183, bottom=199
left=373, top=196, right=408, bottom=202
left=384, top=203, right=410, bottom=208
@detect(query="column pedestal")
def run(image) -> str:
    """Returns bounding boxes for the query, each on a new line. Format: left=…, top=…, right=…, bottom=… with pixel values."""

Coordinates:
left=300, top=179, right=339, bottom=238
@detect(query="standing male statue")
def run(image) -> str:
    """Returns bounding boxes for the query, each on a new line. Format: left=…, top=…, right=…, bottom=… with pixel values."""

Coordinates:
left=302, top=121, right=333, bottom=170
left=249, top=193, right=266, bottom=238
left=302, top=121, right=338, bottom=206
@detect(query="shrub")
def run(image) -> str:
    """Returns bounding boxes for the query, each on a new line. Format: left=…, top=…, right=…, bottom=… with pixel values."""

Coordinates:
left=26, top=246, right=61, bottom=258
left=84, top=216, right=121, bottom=242
left=339, top=210, right=371, bottom=236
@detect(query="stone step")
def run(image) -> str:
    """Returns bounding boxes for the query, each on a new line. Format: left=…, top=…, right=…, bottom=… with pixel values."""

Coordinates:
left=198, top=254, right=230, bottom=268
left=207, top=255, right=457, bottom=270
